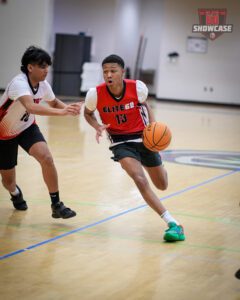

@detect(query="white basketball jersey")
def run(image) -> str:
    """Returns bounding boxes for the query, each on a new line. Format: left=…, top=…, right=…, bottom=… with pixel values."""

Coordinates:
left=0, top=73, right=55, bottom=139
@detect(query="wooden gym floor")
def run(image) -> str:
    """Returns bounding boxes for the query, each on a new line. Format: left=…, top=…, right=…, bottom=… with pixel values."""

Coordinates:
left=0, top=100, right=240, bottom=300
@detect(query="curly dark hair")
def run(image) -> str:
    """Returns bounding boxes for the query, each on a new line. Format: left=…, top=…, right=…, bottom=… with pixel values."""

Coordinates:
left=21, top=45, right=52, bottom=74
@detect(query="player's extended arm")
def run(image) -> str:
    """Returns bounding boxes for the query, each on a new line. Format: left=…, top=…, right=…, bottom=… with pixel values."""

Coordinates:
left=47, top=98, right=81, bottom=110
left=47, top=97, right=67, bottom=109
left=84, top=106, right=109, bottom=143
left=47, top=98, right=82, bottom=115
left=143, top=101, right=156, bottom=123
left=19, top=95, right=81, bottom=116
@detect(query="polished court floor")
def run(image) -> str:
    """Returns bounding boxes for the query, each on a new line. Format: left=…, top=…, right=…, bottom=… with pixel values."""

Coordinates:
left=0, top=100, right=240, bottom=300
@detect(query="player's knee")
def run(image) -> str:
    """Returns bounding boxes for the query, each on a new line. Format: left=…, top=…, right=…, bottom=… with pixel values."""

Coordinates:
left=38, top=153, right=54, bottom=166
left=156, top=180, right=168, bottom=191
left=133, top=174, right=148, bottom=189
left=155, top=170, right=168, bottom=190
left=154, top=175, right=168, bottom=190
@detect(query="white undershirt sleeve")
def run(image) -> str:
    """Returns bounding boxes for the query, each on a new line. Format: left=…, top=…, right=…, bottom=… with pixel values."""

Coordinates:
left=136, top=80, right=148, bottom=103
left=85, top=88, right=97, bottom=111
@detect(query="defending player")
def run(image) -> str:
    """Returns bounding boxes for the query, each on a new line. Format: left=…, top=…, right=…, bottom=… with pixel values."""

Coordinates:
left=0, top=46, right=82, bottom=219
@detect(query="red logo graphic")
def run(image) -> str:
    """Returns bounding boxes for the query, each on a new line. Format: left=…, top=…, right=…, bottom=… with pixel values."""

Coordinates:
left=192, top=9, right=233, bottom=41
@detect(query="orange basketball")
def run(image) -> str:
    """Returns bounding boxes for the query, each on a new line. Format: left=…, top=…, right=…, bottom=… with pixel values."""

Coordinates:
left=143, top=122, right=172, bottom=152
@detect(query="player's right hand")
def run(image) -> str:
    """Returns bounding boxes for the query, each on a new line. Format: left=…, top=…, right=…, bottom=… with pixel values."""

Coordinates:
left=65, top=102, right=83, bottom=116
left=96, top=124, right=110, bottom=143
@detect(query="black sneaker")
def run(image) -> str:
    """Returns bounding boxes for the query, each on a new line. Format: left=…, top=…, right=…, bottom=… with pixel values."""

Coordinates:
left=10, top=185, right=28, bottom=210
left=51, top=201, right=76, bottom=219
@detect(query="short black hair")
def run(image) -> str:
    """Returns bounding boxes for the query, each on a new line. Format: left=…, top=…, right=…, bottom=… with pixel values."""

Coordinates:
left=21, top=45, right=52, bottom=74
left=102, top=54, right=125, bottom=68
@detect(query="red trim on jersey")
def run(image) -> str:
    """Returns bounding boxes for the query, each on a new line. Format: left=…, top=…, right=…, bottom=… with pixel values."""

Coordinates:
left=96, top=80, right=146, bottom=138
left=0, top=119, right=35, bottom=140
left=0, top=132, right=19, bottom=140
left=0, top=98, right=14, bottom=122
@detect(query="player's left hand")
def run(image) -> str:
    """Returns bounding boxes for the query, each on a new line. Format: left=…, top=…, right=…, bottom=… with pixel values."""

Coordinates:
left=66, top=102, right=83, bottom=115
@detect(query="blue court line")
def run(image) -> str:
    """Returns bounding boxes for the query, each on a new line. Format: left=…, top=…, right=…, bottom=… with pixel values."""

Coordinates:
left=0, top=169, right=239, bottom=261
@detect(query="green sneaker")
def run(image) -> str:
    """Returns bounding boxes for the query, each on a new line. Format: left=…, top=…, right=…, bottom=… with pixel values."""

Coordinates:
left=163, top=222, right=185, bottom=242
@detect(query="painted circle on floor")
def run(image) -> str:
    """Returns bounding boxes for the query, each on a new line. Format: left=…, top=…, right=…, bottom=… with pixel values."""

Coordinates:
left=161, top=150, right=240, bottom=170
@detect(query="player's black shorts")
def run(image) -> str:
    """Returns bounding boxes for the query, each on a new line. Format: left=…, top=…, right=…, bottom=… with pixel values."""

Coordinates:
left=0, top=123, right=46, bottom=170
left=110, top=142, right=162, bottom=167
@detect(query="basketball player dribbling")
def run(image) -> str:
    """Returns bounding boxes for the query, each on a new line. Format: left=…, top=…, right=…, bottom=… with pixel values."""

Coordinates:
left=0, top=46, right=82, bottom=219
left=84, top=54, right=185, bottom=241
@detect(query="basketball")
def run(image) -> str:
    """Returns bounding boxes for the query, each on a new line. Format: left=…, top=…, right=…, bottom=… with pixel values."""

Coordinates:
left=143, top=122, right=172, bottom=152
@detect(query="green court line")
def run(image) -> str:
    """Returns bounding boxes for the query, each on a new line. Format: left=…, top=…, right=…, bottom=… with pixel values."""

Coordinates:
left=1, top=225, right=239, bottom=255
left=172, top=212, right=240, bottom=227
left=1, top=209, right=239, bottom=230
left=74, top=231, right=240, bottom=254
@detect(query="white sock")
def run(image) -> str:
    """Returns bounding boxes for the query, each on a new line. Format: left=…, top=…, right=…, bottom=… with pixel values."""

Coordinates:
left=10, top=187, right=20, bottom=196
left=161, top=210, right=179, bottom=225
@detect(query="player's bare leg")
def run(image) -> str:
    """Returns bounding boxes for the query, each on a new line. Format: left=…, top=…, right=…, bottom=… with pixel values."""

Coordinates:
left=119, top=157, right=185, bottom=241
left=1, top=168, right=16, bottom=192
left=29, top=141, right=76, bottom=219
left=0, top=168, right=27, bottom=210
left=119, top=157, right=167, bottom=215
left=144, top=165, right=168, bottom=190
left=29, top=141, right=58, bottom=192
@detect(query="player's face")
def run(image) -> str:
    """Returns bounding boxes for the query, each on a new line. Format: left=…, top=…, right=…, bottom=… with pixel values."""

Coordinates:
left=102, top=63, right=124, bottom=87
left=28, top=63, right=49, bottom=82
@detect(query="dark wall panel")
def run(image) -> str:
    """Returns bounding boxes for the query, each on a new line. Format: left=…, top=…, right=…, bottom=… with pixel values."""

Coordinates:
left=53, top=34, right=91, bottom=96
